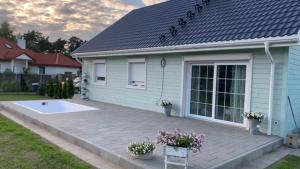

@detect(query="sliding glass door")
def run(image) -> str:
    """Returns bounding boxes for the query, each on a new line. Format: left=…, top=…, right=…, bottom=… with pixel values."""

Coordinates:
left=188, top=63, right=247, bottom=124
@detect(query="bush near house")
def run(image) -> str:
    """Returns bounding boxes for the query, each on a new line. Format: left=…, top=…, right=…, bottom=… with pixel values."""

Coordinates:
left=46, top=80, right=75, bottom=99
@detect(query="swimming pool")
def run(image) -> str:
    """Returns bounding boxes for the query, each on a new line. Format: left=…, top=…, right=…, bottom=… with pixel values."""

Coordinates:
left=13, top=100, right=98, bottom=114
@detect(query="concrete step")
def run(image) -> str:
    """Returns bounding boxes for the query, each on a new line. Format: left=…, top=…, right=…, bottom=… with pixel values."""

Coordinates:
left=0, top=109, right=124, bottom=169
left=209, top=137, right=283, bottom=169
left=240, top=146, right=296, bottom=169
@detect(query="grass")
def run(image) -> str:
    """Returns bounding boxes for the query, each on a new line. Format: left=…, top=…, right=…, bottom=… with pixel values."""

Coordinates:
left=268, top=155, right=300, bottom=169
left=0, top=94, right=49, bottom=101
left=0, top=114, right=92, bottom=169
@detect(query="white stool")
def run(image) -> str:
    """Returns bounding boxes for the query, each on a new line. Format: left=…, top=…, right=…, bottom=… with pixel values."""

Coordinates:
left=164, top=146, right=189, bottom=169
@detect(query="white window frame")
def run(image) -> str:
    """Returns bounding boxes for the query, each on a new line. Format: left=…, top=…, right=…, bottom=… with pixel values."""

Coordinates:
left=127, top=58, right=146, bottom=90
left=181, top=53, right=253, bottom=127
left=92, top=59, right=107, bottom=86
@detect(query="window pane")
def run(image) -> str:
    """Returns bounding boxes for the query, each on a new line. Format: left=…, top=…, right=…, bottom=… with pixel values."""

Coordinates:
left=217, top=65, right=226, bottom=78
left=234, top=94, right=245, bottom=109
left=191, top=78, right=199, bottom=90
left=207, top=91, right=213, bottom=104
left=236, top=65, right=246, bottom=79
left=233, top=109, right=244, bottom=123
left=235, top=80, right=245, bottom=94
left=216, top=92, right=225, bottom=106
left=191, top=90, right=198, bottom=102
left=208, top=66, right=214, bottom=78
left=198, top=103, right=206, bottom=116
left=192, top=66, right=200, bottom=77
left=190, top=102, right=198, bottom=115
left=226, top=65, right=235, bottom=79
left=216, top=106, right=224, bottom=120
left=225, top=94, right=235, bottom=107
left=199, top=91, right=206, bottom=103
left=226, top=80, right=235, bottom=93
left=217, top=79, right=225, bottom=92
left=207, top=79, right=213, bottom=91
left=224, top=107, right=234, bottom=122
left=200, top=66, right=207, bottom=78
left=200, top=78, right=207, bottom=90
left=206, top=104, right=212, bottom=117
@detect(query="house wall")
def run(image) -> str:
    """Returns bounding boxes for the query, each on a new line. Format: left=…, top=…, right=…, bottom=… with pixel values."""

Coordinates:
left=29, top=66, right=79, bottom=75
left=286, top=45, right=300, bottom=136
left=82, top=47, right=289, bottom=136
left=0, top=61, right=11, bottom=73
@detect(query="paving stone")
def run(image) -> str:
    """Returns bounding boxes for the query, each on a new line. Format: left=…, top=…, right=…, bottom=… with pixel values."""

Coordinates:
left=0, top=99, right=283, bottom=169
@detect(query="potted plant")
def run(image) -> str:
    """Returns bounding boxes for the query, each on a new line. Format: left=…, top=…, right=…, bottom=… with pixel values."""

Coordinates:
left=161, top=100, right=172, bottom=116
left=243, top=112, right=264, bottom=135
left=156, top=129, right=204, bottom=159
left=128, top=141, right=155, bottom=159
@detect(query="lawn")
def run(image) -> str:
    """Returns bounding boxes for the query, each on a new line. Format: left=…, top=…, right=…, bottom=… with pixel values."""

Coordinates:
left=269, top=155, right=300, bottom=169
left=0, top=114, right=92, bottom=169
left=0, top=94, right=49, bottom=101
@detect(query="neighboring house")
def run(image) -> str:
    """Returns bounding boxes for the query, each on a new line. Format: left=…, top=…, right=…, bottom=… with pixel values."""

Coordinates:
left=72, top=0, right=300, bottom=138
left=0, top=38, right=81, bottom=75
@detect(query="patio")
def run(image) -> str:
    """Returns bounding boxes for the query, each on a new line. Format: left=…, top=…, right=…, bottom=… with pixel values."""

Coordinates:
left=0, top=99, right=282, bottom=169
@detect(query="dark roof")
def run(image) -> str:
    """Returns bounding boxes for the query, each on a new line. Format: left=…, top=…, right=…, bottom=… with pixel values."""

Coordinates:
left=75, top=0, right=300, bottom=54
left=0, top=38, right=81, bottom=68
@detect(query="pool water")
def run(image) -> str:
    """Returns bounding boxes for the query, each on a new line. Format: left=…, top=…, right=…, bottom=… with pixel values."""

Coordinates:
left=13, top=100, right=98, bottom=114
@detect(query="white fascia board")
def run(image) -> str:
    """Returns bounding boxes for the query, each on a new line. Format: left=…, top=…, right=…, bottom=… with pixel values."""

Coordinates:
left=16, top=54, right=32, bottom=61
left=73, top=35, right=299, bottom=58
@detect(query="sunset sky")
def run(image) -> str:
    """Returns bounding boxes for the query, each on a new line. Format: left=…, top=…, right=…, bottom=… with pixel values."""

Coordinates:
left=0, top=0, right=165, bottom=41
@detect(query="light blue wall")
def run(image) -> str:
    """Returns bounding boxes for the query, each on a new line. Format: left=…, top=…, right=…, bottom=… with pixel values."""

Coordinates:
left=286, top=45, right=300, bottom=136
left=82, top=48, right=289, bottom=136
left=83, top=55, right=183, bottom=114
left=250, top=48, right=288, bottom=136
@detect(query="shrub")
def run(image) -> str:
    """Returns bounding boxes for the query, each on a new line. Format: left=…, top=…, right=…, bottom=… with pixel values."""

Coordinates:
left=46, top=80, right=54, bottom=97
left=3, top=68, right=14, bottom=75
left=38, top=85, right=46, bottom=96
left=66, top=80, right=75, bottom=99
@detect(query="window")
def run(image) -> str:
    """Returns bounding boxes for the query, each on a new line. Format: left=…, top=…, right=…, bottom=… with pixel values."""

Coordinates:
left=39, top=67, right=45, bottom=75
left=128, top=58, right=146, bottom=89
left=189, top=63, right=248, bottom=124
left=93, top=60, right=106, bottom=85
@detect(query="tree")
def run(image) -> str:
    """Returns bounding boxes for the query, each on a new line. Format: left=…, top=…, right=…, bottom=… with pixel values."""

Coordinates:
left=0, top=21, right=16, bottom=41
left=66, top=36, right=86, bottom=55
left=23, top=30, right=50, bottom=52
left=52, top=38, right=67, bottom=53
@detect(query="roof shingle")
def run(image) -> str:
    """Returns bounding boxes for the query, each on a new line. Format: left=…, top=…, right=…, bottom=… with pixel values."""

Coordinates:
left=75, top=0, right=300, bottom=54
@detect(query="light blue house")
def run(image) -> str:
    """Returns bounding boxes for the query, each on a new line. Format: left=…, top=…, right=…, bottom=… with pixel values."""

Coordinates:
left=73, top=0, right=300, bottom=138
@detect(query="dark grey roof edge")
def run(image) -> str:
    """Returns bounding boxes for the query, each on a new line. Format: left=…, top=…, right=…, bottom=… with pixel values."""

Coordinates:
left=72, top=1, right=169, bottom=55
left=73, top=34, right=300, bottom=57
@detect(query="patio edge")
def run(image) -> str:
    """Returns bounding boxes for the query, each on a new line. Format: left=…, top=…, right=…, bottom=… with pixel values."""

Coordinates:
left=0, top=103, right=145, bottom=169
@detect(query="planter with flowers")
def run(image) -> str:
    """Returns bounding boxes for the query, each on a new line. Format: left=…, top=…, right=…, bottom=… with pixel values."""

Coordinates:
left=156, top=129, right=204, bottom=168
left=128, top=141, right=155, bottom=159
left=243, top=112, right=264, bottom=135
left=161, top=100, right=172, bottom=116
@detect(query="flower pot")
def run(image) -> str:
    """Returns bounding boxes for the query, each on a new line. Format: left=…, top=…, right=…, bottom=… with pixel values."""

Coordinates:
left=163, top=105, right=172, bottom=117
left=165, top=146, right=188, bottom=158
left=248, top=119, right=261, bottom=135
left=129, top=151, right=153, bottom=160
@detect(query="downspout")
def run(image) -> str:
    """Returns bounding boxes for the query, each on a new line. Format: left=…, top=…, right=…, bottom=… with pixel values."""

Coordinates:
left=264, top=42, right=275, bottom=136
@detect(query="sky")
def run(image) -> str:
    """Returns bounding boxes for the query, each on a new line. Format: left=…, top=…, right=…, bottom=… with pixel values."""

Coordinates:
left=0, top=0, right=165, bottom=41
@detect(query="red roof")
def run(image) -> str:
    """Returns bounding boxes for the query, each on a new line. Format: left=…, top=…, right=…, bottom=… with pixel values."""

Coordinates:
left=0, top=38, right=81, bottom=68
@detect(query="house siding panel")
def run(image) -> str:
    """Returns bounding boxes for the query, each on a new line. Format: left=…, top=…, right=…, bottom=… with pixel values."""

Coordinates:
left=286, top=45, right=300, bottom=136
left=83, top=48, right=288, bottom=136
left=251, top=48, right=288, bottom=136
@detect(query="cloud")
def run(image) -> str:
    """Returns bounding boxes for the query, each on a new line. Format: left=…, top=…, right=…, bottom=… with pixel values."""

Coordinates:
left=143, top=0, right=165, bottom=6
left=0, top=0, right=136, bottom=41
